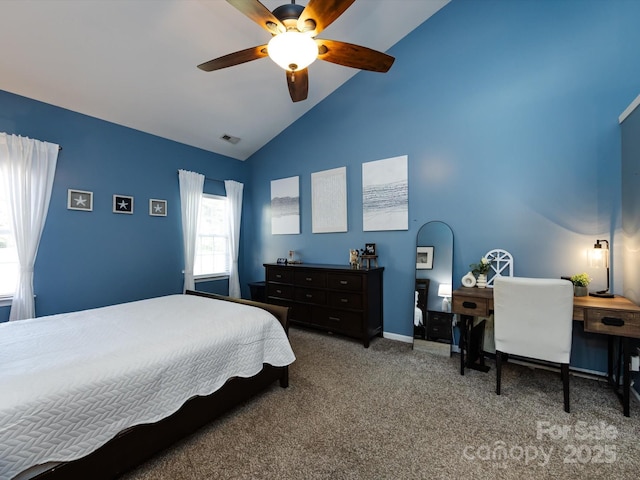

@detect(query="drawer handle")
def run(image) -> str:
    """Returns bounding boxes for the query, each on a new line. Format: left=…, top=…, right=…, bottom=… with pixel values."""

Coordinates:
left=340, top=298, right=348, bottom=303
left=305, top=294, right=313, bottom=298
left=329, top=316, right=341, bottom=322
left=306, top=277, right=313, bottom=282
left=462, top=301, right=477, bottom=309
left=340, top=280, right=348, bottom=285
left=602, top=316, right=624, bottom=327
left=276, top=274, right=282, bottom=279
left=276, top=289, right=282, bottom=294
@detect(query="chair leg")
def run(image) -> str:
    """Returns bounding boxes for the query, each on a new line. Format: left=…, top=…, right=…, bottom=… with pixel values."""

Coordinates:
left=496, top=350, right=502, bottom=395
left=561, top=363, right=570, bottom=413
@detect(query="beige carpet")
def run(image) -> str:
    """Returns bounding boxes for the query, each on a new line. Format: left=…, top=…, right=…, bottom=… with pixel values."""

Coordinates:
left=121, top=327, right=640, bottom=480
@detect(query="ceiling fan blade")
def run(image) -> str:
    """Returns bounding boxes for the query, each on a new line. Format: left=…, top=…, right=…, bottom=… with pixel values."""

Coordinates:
left=197, top=45, right=268, bottom=72
left=297, top=0, right=355, bottom=36
left=316, top=39, right=395, bottom=73
left=227, top=0, right=285, bottom=35
left=286, top=68, right=309, bottom=102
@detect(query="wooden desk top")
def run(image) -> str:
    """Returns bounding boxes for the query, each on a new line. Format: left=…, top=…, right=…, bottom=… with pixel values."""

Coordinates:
left=452, top=287, right=640, bottom=338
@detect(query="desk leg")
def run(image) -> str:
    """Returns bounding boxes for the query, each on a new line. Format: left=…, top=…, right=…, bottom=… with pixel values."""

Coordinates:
left=459, top=314, right=490, bottom=374
left=459, top=315, right=469, bottom=375
left=623, top=337, right=630, bottom=417
left=607, top=336, right=631, bottom=417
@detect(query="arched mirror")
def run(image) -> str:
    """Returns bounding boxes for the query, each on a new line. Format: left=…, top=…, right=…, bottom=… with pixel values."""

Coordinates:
left=413, top=221, right=454, bottom=354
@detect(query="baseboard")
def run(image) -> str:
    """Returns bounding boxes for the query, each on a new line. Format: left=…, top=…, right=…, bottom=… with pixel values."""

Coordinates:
left=383, top=332, right=413, bottom=343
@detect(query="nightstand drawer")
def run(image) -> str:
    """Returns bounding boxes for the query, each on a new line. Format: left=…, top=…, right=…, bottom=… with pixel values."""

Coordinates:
left=328, top=273, right=363, bottom=291
left=295, top=288, right=327, bottom=305
left=452, top=296, right=489, bottom=317
left=328, top=291, right=363, bottom=309
left=427, top=311, right=453, bottom=342
left=294, top=271, right=327, bottom=288
left=267, top=268, right=293, bottom=284
left=584, top=309, right=640, bottom=338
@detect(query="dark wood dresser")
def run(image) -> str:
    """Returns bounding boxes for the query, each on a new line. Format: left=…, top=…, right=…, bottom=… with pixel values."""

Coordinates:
left=264, top=263, right=384, bottom=347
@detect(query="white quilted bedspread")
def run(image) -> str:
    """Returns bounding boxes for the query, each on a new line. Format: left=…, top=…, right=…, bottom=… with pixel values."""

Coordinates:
left=0, top=294, right=295, bottom=480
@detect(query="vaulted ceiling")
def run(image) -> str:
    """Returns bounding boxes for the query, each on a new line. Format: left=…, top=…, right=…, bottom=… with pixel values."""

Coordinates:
left=0, top=0, right=449, bottom=160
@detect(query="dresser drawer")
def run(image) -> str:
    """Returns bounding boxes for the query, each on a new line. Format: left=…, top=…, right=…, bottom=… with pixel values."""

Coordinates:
left=328, top=273, right=363, bottom=291
left=294, top=270, right=327, bottom=288
left=584, top=309, right=640, bottom=338
left=266, top=283, right=293, bottom=300
left=295, top=288, right=327, bottom=305
left=328, top=291, right=363, bottom=309
left=452, top=295, right=490, bottom=317
left=267, top=268, right=293, bottom=284
left=312, top=308, right=362, bottom=336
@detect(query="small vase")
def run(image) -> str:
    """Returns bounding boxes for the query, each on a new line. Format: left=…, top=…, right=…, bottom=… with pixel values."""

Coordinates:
left=476, top=273, right=487, bottom=289
left=574, top=285, right=588, bottom=297
left=461, top=271, right=476, bottom=288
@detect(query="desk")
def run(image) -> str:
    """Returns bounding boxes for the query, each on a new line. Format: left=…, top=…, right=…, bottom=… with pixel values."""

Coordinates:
left=452, top=287, right=640, bottom=416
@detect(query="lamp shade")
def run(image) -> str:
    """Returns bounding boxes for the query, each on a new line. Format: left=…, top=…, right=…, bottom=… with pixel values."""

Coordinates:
left=438, top=283, right=452, bottom=297
left=268, top=32, right=318, bottom=72
left=589, top=240, right=609, bottom=268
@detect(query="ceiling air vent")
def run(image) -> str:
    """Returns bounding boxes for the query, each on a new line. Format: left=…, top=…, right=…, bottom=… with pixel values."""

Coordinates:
left=221, top=134, right=240, bottom=145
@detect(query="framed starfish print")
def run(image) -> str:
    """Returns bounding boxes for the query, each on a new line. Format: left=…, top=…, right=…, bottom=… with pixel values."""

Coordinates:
left=67, top=189, right=93, bottom=212
left=113, top=194, right=134, bottom=214
left=149, top=199, right=167, bottom=216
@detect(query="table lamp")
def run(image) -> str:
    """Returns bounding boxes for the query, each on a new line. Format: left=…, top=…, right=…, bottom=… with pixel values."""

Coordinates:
left=589, top=239, right=614, bottom=298
left=438, top=283, right=453, bottom=312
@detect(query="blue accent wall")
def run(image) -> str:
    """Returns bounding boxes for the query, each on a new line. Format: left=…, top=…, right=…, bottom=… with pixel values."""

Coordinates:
left=2, top=0, right=640, bottom=375
left=245, top=0, right=640, bottom=372
left=0, top=90, right=249, bottom=318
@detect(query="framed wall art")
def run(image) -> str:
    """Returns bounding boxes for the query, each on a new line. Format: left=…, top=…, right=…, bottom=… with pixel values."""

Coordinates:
left=311, top=166, right=347, bottom=233
left=362, top=155, right=408, bottom=231
left=67, top=189, right=93, bottom=212
left=271, top=176, right=300, bottom=234
left=113, top=194, right=134, bottom=214
left=149, top=199, right=167, bottom=216
left=416, top=246, right=434, bottom=269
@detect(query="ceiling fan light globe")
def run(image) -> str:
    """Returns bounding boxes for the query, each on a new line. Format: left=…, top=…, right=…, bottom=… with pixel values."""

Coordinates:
left=268, top=32, right=317, bottom=72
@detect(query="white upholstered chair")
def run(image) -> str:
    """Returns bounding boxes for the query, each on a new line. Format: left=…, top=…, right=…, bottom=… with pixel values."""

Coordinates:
left=493, top=276, right=574, bottom=412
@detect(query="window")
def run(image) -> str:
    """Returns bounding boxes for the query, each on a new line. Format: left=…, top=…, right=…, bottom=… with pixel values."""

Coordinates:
left=0, top=184, right=18, bottom=297
left=194, top=194, right=230, bottom=279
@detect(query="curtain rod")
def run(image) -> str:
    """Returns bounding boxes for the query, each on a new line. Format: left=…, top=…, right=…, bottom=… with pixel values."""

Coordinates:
left=205, top=176, right=224, bottom=183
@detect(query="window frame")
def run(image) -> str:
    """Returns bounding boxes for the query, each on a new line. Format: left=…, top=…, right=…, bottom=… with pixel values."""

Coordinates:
left=193, top=193, right=230, bottom=282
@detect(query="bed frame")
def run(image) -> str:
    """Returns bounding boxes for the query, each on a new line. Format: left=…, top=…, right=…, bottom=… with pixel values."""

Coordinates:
left=30, top=291, right=290, bottom=480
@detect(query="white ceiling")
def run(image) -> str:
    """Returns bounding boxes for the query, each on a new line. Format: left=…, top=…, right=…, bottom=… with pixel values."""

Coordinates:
left=0, top=0, right=449, bottom=161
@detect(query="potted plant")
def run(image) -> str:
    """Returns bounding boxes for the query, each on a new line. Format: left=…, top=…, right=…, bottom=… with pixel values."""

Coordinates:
left=470, top=257, right=492, bottom=288
left=570, top=273, right=591, bottom=297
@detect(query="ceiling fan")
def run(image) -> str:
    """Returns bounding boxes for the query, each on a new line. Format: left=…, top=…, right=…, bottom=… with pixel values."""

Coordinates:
left=197, top=0, right=395, bottom=102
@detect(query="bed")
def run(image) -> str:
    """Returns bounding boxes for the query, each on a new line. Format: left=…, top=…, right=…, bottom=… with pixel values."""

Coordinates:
left=0, top=290, right=294, bottom=480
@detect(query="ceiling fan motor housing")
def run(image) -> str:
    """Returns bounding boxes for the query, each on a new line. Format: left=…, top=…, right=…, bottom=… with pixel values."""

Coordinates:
left=272, top=3, right=304, bottom=23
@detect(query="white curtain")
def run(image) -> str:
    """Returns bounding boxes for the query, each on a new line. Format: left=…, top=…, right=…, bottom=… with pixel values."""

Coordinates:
left=0, top=133, right=59, bottom=321
left=224, top=180, right=243, bottom=298
left=178, top=169, right=204, bottom=293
